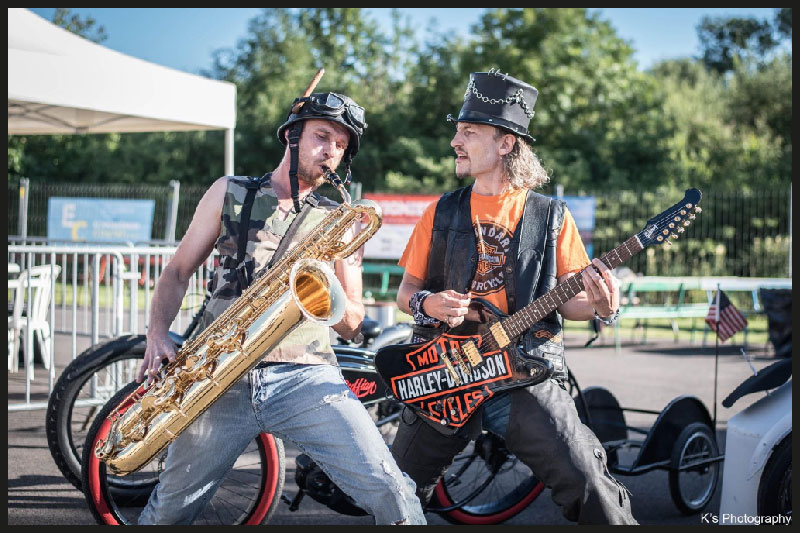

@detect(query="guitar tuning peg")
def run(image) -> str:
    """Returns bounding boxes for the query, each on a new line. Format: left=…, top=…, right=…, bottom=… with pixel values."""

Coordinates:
left=683, top=220, right=691, bottom=227
left=677, top=227, right=685, bottom=233
left=664, top=239, right=673, bottom=246
left=670, top=233, right=679, bottom=239
left=689, top=214, right=696, bottom=220
left=656, top=236, right=664, bottom=242
left=668, top=223, right=675, bottom=229
left=694, top=206, right=702, bottom=213
left=680, top=209, right=687, bottom=215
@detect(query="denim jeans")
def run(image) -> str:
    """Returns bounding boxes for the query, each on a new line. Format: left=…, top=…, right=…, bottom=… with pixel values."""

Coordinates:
left=139, top=362, right=426, bottom=525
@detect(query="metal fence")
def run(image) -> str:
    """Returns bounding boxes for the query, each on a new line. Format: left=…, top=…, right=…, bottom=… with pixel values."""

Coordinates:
left=6, top=181, right=791, bottom=411
left=589, top=187, right=792, bottom=279
left=9, top=179, right=792, bottom=278
left=11, top=179, right=178, bottom=242
left=8, top=244, right=216, bottom=410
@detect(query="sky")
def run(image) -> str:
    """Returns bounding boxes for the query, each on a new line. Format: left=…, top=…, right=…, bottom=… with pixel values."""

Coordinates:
left=27, top=8, right=783, bottom=76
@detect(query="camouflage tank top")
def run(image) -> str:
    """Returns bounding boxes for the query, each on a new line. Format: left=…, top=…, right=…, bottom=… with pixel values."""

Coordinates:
left=197, top=175, right=340, bottom=365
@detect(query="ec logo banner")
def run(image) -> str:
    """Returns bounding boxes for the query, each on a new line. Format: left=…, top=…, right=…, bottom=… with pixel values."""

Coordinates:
left=47, top=197, right=155, bottom=243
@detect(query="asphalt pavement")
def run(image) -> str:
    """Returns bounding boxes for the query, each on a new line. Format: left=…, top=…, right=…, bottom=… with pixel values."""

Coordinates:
left=8, top=327, right=779, bottom=526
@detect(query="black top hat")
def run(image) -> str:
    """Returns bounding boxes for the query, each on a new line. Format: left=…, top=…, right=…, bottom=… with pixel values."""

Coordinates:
left=447, top=69, right=538, bottom=143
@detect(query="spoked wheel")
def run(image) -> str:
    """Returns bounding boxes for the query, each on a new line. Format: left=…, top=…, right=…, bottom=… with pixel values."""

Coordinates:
left=46, top=335, right=147, bottom=492
left=669, top=422, right=720, bottom=514
left=431, top=431, right=544, bottom=524
left=81, top=381, right=285, bottom=525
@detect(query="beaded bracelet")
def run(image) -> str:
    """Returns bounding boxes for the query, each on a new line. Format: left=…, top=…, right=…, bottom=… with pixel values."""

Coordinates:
left=410, top=290, right=440, bottom=326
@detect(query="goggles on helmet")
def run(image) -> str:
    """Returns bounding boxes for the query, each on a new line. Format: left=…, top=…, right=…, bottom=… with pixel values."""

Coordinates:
left=295, top=92, right=366, bottom=132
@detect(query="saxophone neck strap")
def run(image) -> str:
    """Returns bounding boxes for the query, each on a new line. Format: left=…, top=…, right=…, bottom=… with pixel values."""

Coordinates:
left=232, top=173, right=318, bottom=293
left=263, top=193, right=319, bottom=273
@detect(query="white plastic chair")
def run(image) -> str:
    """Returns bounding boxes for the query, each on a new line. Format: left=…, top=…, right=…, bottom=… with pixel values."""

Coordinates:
left=8, top=265, right=61, bottom=373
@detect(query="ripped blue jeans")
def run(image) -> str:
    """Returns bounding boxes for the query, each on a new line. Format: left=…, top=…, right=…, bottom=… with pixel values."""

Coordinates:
left=139, top=362, right=425, bottom=525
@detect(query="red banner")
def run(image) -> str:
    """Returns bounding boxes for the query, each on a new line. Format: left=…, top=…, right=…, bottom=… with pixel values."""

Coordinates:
left=363, top=193, right=440, bottom=225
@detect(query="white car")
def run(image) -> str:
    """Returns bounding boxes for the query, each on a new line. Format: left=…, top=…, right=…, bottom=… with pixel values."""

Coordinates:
left=718, top=358, right=791, bottom=525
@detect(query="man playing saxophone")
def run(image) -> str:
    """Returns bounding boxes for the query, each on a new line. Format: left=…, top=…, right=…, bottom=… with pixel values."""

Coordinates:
left=134, top=89, right=425, bottom=525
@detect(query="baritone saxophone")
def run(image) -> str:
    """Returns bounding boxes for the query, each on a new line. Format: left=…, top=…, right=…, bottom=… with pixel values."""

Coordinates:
left=95, top=169, right=382, bottom=475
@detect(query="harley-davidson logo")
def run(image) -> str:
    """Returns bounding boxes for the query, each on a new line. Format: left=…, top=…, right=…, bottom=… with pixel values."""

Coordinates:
left=391, top=350, right=511, bottom=402
left=471, top=220, right=512, bottom=296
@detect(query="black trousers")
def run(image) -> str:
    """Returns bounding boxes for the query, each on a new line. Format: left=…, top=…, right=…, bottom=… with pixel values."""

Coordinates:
left=391, top=379, right=638, bottom=525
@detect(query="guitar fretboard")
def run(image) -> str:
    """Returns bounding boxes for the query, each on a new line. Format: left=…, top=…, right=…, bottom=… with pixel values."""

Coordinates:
left=497, top=234, right=644, bottom=341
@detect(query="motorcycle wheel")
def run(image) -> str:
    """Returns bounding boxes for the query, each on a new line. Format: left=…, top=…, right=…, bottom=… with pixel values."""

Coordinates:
left=431, top=431, right=544, bottom=524
left=81, top=381, right=285, bottom=525
left=45, top=334, right=147, bottom=492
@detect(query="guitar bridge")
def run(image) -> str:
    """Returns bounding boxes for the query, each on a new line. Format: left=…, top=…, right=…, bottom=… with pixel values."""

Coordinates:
left=453, top=349, right=472, bottom=376
left=462, top=341, right=482, bottom=367
left=441, top=356, right=463, bottom=386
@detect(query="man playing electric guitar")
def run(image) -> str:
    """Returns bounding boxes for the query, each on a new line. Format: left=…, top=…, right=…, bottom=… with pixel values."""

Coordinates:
left=388, top=70, right=637, bottom=524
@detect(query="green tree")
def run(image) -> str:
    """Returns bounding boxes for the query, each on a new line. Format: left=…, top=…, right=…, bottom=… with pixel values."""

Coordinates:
left=395, top=8, right=674, bottom=192
left=51, top=7, right=108, bottom=43
left=774, top=7, right=792, bottom=39
left=207, top=8, right=416, bottom=193
left=697, top=8, right=791, bottom=74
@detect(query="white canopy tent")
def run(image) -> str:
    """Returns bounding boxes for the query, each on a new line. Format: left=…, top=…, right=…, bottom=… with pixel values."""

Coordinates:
left=7, top=8, right=236, bottom=174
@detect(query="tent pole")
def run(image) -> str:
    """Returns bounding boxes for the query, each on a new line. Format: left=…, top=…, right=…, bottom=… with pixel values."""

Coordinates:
left=225, top=128, right=234, bottom=176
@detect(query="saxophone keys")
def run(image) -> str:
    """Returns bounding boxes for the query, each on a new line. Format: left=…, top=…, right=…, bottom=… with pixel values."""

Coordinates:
left=140, top=395, right=156, bottom=412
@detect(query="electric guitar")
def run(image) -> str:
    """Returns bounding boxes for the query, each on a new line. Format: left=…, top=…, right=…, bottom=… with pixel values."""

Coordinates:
left=374, top=188, right=702, bottom=435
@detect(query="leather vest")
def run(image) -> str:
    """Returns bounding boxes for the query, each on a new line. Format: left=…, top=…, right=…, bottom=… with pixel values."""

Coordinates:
left=421, top=184, right=568, bottom=378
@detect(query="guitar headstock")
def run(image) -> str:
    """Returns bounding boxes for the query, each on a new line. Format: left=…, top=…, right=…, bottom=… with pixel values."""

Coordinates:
left=636, top=188, right=702, bottom=248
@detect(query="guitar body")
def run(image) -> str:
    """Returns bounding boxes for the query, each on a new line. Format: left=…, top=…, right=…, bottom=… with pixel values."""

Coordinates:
left=374, top=318, right=553, bottom=435
left=375, top=188, right=703, bottom=435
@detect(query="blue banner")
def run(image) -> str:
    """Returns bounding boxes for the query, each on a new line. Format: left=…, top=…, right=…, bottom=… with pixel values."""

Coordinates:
left=47, top=197, right=155, bottom=243
left=561, top=196, right=596, bottom=258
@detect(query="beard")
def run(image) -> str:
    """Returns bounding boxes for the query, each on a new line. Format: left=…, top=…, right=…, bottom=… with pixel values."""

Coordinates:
left=454, top=158, right=471, bottom=179
left=297, top=160, right=327, bottom=188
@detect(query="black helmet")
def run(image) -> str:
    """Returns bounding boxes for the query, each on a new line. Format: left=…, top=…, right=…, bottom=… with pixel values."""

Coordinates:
left=277, top=92, right=366, bottom=212
left=277, top=92, right=366, bottom=160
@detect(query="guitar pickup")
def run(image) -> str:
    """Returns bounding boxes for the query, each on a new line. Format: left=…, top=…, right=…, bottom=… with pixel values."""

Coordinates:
left=490, top=322, right=511, bottom=348
left=462, top=341, right=482, bottom=367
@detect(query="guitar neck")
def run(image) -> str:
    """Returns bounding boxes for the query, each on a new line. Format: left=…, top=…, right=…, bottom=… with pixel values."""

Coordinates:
left=502, top=235, right=644, bottom=338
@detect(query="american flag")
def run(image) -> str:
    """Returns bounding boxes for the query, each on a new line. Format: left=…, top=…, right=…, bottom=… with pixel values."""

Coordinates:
left=705, top=289, right=748, bottom=342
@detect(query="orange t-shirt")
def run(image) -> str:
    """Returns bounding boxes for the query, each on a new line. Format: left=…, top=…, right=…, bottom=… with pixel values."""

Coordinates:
left=398, top=188, right=590, bottom=314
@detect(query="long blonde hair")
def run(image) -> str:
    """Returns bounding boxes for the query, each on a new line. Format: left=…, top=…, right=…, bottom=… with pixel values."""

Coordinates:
left=497, top=129, right=550, bottom=190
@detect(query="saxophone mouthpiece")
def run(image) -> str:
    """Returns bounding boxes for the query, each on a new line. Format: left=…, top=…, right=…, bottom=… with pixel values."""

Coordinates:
left=322, top=166, right=351, bottom=205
